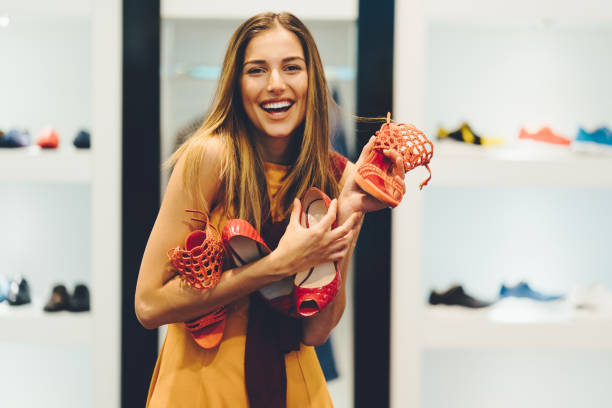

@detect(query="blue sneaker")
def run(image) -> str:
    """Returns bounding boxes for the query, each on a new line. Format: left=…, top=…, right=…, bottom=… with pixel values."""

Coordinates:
left=0, top=275, right=9, bottom=303
left=499, top=281, right=563, bottom=302
left=574, top=126, right=612, bottom=153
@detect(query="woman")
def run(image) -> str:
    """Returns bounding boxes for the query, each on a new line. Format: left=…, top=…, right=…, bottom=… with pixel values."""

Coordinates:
left=135, top=12, right=406, bottom=407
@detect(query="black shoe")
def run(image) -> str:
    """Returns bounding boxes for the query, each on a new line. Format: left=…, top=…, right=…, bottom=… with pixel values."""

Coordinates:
left=69, top=284, right=90, bottom=312
left=44, top=284, right=71, bottom=312
left=8, top=277, right=31, bottom=306
left=73, top=129, right=90, bottom=149
left=429, top=285, right=492, bottom=308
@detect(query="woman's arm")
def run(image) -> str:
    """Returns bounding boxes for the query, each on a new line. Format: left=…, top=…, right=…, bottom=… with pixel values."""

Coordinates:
left=135, top=137, right=357, bottom=330
left=301, top=138, right=406, bottom=345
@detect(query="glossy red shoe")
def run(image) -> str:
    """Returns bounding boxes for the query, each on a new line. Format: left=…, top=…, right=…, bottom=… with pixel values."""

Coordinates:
left=167, top=210, right=226, bottom=349
left=355, top=112, right=433, bottom=207
left=294, top=187, right=340, bottom=317
left=36, top=126, right=59, bottom=149
left=222, top=219, right=296, bottom=316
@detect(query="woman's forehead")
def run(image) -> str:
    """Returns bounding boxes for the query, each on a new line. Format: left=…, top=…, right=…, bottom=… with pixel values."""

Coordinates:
left=243, top=26, right=304, bottom=64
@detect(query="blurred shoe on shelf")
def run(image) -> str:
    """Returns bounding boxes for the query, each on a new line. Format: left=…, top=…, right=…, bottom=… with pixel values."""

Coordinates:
left=73, top=129, right=90, bottom=149
left=69, top=284, right=90, bottom=312
left=499, top=281, right=563, bottom=302
left=36, top=126, right=59, bottom=149
left=0, top=275, right=9, bottom=303
left=429, top=285, right=492, bottom=308
left=0, top=129, right=30, bottom=148
left=437, top=123, right=503, bottom=146
left=573, top=126, right=612, bottom=153
left=7, top=277, right=31, bottom=306
left=569, top=284, right=612, bottom=313
left=519, top=126, right=571, bottom=145
left=43, top=284, right=71, bottom=312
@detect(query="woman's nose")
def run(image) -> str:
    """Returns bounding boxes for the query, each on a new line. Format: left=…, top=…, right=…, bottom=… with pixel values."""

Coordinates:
left=267, top=69, right=286, bottom=93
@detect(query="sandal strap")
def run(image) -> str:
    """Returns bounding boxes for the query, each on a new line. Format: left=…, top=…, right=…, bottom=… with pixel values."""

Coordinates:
left=357, top=162, right=405, bottom=195
left=185, top=307, right=227, bottom=331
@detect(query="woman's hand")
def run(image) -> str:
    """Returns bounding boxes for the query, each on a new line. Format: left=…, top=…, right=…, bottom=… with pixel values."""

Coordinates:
left=339, top=135, right=406, bottom=214
left=270, top=198, right=361, bottom=278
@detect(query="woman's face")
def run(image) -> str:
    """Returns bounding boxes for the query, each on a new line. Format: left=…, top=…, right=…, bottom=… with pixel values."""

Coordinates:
left=240, top=25, right=308, bottom=139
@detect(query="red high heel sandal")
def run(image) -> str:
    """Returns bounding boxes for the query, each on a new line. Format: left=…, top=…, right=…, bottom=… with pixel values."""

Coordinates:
left=167, top=210, right=226, bottom=349
left=354, top=112, right=433, bottom=207
left=222, top=219, right=296, bottom=316
left=294, top=187, right=340, bottom=317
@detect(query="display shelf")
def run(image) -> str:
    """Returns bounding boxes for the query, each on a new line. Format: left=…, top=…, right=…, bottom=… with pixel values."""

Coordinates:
left=0, top=147, right=91, bottom=183
left=161, top=0, right=358, bottom=20
left=426, top=0, right=612, bottom=27
left=1, top=0, right=91, bottom=18
left=431, top=142, right=612, bottom=187
left=423, top=306, right=612, bottom=349
left=0, top=303, right=92, bottom=345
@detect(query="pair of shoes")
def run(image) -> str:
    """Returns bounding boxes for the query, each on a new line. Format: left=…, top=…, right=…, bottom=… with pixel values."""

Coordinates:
left=0, top=129, right=30, bottom=148
left=167, top=210, right=226, bottom=349
left=429, top=285, right=492, bottom=308
left=499, top=281, right=563, bottom=302
left=43, top=284, right=90, bottom=312
left=7, top=276, right=31, bottom=306
left=36, top=126, right=60, bottom=149
left=437, top=123, right=503, bottom=146
left=519, top=127, right=571, bottom=145
left=355, top=113, right=433, bottom=208
left=223, top=187, right=340, bottom=318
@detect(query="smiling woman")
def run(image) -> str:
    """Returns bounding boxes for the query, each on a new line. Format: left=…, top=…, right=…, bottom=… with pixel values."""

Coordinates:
left=136, top=11, right=405, bottom=408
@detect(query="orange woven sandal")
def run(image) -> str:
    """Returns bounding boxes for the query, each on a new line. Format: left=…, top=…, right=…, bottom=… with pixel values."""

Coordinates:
left=355, top=112, right=433, bottom=207
left=167, top=209, right=226, bottom=349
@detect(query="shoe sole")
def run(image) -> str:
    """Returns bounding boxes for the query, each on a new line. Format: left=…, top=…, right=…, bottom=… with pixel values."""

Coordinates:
left=354, top=170, right=400, bottom=208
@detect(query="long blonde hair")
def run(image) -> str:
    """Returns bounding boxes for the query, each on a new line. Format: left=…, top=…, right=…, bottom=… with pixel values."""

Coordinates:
left=168, top=12, right=339, bottom=231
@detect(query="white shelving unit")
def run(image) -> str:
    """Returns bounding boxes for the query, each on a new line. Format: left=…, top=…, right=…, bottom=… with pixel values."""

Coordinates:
left=0, top=148, right=91, bottom=183
left=0, top=304, right=92, bottom=345
left=424, top=307, right=612, bottom=349
left=0, top=1, right=121, bottom=407
left=392, top=1, right=612, bottom=407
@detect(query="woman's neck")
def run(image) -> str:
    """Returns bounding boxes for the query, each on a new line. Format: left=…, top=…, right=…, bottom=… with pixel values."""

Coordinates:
left=254, top=130, right=299, bottom=165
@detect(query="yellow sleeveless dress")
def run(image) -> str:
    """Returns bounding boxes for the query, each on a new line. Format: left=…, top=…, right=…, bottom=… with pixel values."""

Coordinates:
left=146, top=161, right=334, bottom=408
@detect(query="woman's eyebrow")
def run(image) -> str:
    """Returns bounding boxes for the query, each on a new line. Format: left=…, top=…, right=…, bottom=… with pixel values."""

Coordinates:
left=243, top=56, right=305, bottom=65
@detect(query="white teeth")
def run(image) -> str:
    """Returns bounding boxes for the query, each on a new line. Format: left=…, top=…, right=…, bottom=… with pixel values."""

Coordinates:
left=262, top=101, right=292, bottom=110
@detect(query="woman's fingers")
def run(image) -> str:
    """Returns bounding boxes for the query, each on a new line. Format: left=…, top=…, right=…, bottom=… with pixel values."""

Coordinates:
left=356, top=136, right=376, bottom=166
left=315, top=198, right=338, bottom=232
left=289, top=198, right=302, bottom=226
left=382, top=149, right=406, bottom=178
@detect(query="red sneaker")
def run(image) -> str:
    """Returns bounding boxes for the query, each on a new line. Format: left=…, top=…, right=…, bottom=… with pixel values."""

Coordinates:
left=294, top=187, right=340, bottom=317
left=36, top=126, right=59, bottom=149
left=355, top=113, right=433, bottom=207
left=519, top=127, right=571, bottom=145
left=222, top=218, right=296, bottom=316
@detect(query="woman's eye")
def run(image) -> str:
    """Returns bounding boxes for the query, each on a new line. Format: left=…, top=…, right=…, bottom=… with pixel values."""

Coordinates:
left=285, top=65, right=302, bottom=72
left=246, top=67, right=264, bottom=74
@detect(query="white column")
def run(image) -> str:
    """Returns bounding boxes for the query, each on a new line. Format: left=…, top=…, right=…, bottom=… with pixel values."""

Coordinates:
left=92, top=1, right=122, bottom=407
left=392, top=0, right=426, bottom=407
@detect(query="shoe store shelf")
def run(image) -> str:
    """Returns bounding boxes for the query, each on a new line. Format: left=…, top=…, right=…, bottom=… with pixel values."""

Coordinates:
left=0, top=147, right=91, bottom=183
left=431, top=143, right=612, bottom=188
left=2, top=0, right=91, bottom=18
left=422, top=307, right=612, bottom=349
left=0, top=303, right=92, bottom=345
left=161, top=0, right=357, bottom=20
